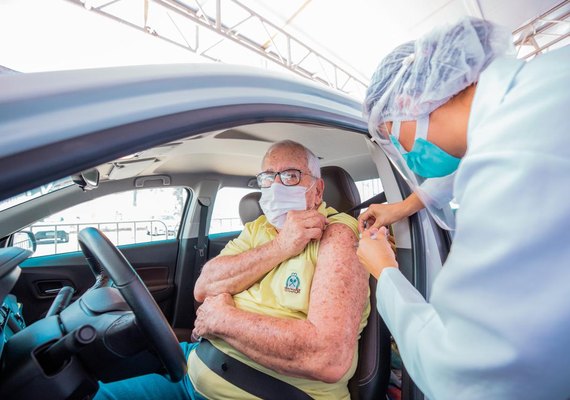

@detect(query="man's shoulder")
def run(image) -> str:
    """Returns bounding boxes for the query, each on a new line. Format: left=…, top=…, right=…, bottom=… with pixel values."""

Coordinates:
left=326, top=211, right=358, bottom=236
left=244, top=215, right=272, bottom=235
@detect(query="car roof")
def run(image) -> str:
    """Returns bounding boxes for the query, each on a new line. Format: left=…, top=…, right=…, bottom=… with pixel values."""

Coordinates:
left=0, top=64, right=370, bottom=201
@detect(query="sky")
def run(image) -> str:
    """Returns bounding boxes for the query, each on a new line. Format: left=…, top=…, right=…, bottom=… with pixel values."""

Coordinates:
left=0, top=0, right=565, bottom=99
left=0, top=0, right=205, bottom=72
left=0, top=0, right=437, bottom=85
left=0, top=0, right=384, bottom=99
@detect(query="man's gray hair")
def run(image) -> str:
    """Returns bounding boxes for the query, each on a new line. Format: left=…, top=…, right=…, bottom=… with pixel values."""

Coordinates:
left=263, top=140, right=321, bottom=178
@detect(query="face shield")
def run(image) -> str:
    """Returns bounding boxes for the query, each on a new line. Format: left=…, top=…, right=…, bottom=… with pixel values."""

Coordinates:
left=367, top=54, right=457, bottom=231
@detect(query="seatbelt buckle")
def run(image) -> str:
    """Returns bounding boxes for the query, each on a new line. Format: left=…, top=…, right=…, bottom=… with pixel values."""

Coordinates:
left=194, top=244, right=206, bottom=257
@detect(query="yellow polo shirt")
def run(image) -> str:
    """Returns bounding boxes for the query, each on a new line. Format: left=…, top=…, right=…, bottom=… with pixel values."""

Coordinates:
left=188, top=203, right=370, bottom=399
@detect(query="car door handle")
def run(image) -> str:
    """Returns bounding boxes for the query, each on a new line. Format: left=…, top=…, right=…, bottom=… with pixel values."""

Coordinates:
left=35, top=280, right=75, bottom=297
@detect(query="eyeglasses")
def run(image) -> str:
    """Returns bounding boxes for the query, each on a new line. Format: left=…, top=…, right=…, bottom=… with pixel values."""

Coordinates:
left=256, top=169, right=315, bottom=188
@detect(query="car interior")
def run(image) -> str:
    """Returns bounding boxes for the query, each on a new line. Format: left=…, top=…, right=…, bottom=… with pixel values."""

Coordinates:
left=0, top=119, right=438, bottom=399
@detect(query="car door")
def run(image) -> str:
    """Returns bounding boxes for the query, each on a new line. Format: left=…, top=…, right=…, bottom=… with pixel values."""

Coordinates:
left=8, top=186, right=189, bottom=324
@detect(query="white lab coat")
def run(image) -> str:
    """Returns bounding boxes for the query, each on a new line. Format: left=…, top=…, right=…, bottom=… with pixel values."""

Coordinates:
left=377, top=45, right=570, bottom=400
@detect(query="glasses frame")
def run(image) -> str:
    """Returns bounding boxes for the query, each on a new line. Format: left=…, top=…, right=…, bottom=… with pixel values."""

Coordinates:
left=256, top=168, right=315, bottom=188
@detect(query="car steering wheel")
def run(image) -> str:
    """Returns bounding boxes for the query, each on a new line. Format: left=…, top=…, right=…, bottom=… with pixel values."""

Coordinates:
left=77, top=227, right=187, bottom=382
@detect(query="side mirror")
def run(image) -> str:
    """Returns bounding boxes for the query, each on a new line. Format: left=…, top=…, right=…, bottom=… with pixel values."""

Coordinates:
left=13, top=231, right=37, bottom=252
left=72, top=168, right=100, bottom=191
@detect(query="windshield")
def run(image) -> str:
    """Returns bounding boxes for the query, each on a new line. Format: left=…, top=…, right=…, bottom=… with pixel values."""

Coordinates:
left=0, top=177, right=74, bottom=212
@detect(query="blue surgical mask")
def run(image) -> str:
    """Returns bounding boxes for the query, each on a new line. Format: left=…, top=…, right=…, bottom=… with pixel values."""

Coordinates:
left=390, top=117, right=461, bottom=178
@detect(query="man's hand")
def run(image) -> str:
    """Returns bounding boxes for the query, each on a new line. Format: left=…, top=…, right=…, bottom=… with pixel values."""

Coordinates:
left=274, top=210, right=327, bottom=259
left=193, top=293, right=235, bottom=339
left=357, top=227, right=398, bottom=279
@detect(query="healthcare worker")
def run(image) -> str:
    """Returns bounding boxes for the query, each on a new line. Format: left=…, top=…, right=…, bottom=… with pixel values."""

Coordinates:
left=357, top=17, right=570, bottom=400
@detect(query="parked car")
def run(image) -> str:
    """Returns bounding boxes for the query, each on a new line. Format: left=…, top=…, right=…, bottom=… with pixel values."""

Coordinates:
left=34, top=229, right=69, bottom=243
left=0, top=64, right=447, bottom=400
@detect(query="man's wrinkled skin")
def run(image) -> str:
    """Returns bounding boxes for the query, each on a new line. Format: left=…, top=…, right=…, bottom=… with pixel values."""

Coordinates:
left=193, top=144, right=369, bottom=383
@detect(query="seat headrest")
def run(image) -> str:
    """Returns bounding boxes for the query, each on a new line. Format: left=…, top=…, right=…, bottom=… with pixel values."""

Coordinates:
left=239, top=191, right=263, bottom=225
left=321, top=166, right=361, bottom=218
left=238, top=166, right=361, bottom=225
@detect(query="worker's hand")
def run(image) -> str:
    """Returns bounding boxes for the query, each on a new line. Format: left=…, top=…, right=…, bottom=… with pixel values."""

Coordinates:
left=357, top=227, right=398, bottom=279
left=358, top=203, right=405, bottom=232
left=387, top=231, right=397, bottom=254
left=193, top=293, right=235, bottom=339
left=358, top=193, right=425, bottom=232
left=274, top=209, right=327, bottom=259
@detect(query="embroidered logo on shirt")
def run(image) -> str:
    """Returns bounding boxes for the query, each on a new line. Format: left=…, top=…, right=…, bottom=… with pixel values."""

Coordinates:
left=284, top=272, right=301, bottom=294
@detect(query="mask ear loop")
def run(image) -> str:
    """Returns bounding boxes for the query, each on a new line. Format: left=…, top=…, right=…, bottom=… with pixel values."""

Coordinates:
left=391, top=120, right=401, bottom=139
left=415, top=115, right=429, bottom=141
left=304, top=176, right=321, bottom=210
left=304, top=177, right=317, bottom=193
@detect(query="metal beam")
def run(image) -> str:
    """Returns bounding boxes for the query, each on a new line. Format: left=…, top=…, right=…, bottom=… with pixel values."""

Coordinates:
left=512, top=0, right=570, bottom=59
left=63, top=0, right=569, bottom=98
left=66, top=0, right=368, bottom=98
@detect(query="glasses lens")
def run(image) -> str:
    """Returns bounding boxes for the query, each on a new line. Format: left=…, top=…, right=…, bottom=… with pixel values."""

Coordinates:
left=280, top=169, right=301, bottom=186
left=257, top=172, right=274, bottom=188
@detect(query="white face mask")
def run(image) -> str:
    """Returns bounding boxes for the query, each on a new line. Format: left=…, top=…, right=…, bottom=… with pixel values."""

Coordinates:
left=258, top=182, right=313, bottom=229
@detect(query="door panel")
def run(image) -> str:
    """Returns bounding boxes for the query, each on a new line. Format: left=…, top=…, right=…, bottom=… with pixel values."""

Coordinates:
left=13, top=240, right=179, bottom=323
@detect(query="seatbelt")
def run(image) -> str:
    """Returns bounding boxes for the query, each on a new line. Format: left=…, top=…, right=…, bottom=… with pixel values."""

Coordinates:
left=195, top=340, right=313, bottom=400
left=329, top=191, right=387, bottom=217
left=194, top=197, right=211, bottom=270
left=344, top=191, right=387, bottom=215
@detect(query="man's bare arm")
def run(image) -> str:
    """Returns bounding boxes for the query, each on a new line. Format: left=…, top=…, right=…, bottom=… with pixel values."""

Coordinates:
left=194, top=223, right=369, bottom=382
left=194, top=209, right=327, bottom=302
left=195, top=240, right=286, bottom=302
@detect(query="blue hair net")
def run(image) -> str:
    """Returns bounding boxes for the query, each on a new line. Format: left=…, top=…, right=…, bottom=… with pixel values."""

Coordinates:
left=364, top=17, right=514, bottom=124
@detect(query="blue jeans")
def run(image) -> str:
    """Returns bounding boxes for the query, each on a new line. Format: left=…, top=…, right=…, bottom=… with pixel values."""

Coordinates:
left=94, top=342, right=207, bottom=400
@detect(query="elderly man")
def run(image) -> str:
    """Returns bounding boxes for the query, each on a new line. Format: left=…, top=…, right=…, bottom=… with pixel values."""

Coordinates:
left=95, top=140, right=369, bottom=400
left=191, top=140, right=369, bottom=399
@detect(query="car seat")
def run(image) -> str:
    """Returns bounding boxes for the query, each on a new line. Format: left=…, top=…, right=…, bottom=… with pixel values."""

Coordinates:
left=238, top=191, right=263, bottom=225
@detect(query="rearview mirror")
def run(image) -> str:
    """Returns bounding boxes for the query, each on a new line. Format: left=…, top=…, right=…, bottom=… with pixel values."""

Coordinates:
left=72, top=169, right=100, bottom=191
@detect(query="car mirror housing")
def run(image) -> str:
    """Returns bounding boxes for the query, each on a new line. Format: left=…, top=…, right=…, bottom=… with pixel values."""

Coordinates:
left=72, top=169, right=100, bottom=191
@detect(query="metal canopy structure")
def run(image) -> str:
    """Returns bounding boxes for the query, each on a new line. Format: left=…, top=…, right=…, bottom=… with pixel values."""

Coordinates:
left=64, top=0, right=569, bottom=98
left=513, top=0, right=570, bottom=59
left=67, top=0, right=369, bottom=98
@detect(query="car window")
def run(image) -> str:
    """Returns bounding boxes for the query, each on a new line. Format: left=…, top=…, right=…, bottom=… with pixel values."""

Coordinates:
left=355, top=178, right=384, bottom=207
left=209, top=187, right=259, bottom=235
left=20, top=187, right=189, bottom=257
